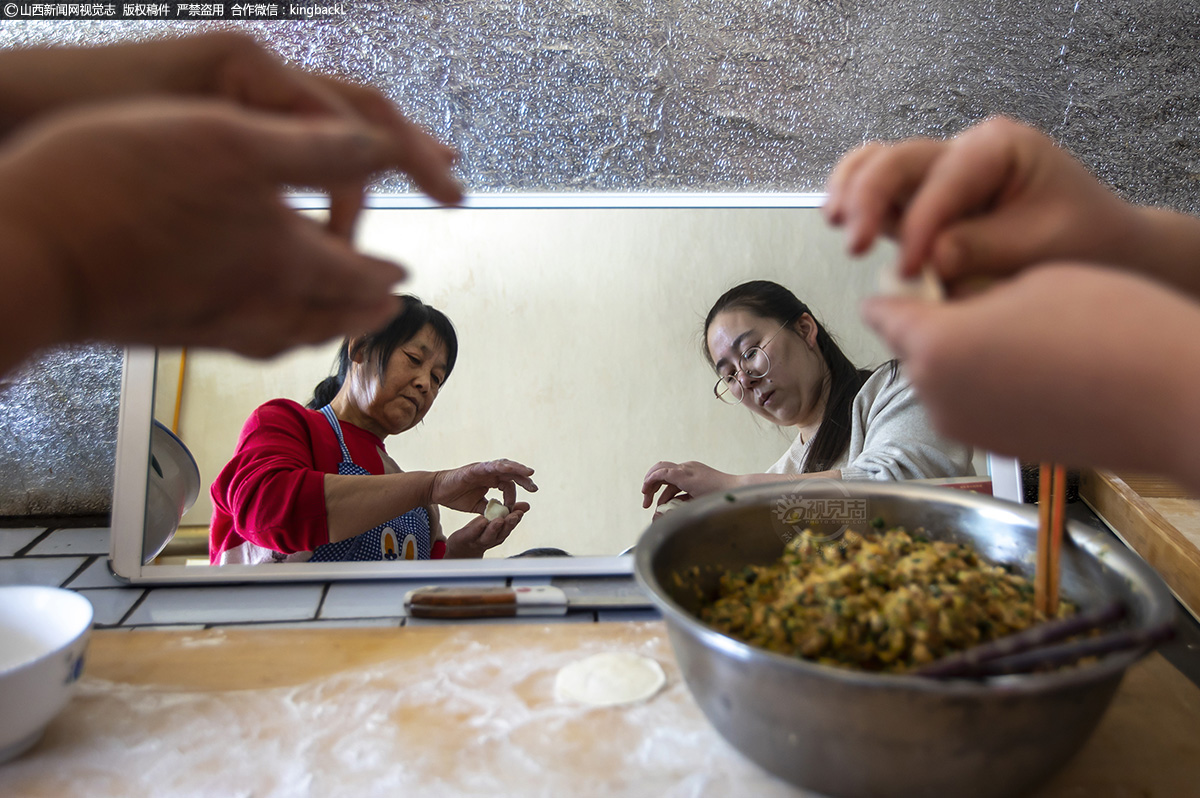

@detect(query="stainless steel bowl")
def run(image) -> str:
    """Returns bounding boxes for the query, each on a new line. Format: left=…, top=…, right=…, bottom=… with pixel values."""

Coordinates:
left=143, top=420, right=200, bottom=564
left=634, top=481, right=1176, bottom=798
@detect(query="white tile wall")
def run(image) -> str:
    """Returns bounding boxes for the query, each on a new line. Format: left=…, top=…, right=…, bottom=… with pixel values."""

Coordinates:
left=76, top=587, right=144, bottom=626
left=124, top=584, right=325, bottom=626
left=0, top=528, right=44, bottom=557
left=0, top=525, right=650, bottom=630
left=0, top=556, right=87, bottom=587
left=66, top=558, right=128, bottom=589
left=27, top=527, right=111, bottom=556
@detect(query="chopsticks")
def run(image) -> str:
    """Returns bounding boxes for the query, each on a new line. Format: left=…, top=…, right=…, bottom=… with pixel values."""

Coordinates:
left=913, top=601, right=1125, bottom=678
left=1035, top=462, right=1067, bottom=617
left=912, top=601, right=1176, bottom=679
left=914, top=464, right=1179, bottom=679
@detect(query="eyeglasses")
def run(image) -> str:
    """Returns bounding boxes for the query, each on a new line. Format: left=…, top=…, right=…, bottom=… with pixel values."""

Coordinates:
left=713, top=319, right=792, bottom=405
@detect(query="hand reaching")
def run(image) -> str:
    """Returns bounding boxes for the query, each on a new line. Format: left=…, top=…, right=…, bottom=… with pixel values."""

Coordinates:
left=641, top=460, right=737, bottom=510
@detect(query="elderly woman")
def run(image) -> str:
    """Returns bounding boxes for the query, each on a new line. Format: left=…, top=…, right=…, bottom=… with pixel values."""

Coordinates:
left=210, top=296, right=536, bottom=564
left=642, top=280, right=974, bottom=511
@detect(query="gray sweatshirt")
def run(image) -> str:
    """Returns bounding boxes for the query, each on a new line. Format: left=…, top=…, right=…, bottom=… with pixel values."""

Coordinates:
left=765, top=364, right=975, bottom=481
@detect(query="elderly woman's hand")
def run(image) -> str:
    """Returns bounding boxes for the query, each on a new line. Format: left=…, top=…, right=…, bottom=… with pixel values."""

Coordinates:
left=429, top=459, right=539, bottom=514
left=444, top=502, right=531, bottom=558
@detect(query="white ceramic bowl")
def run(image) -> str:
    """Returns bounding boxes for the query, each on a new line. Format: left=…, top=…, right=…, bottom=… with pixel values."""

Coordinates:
left=0, top=586, right=93, bottom=763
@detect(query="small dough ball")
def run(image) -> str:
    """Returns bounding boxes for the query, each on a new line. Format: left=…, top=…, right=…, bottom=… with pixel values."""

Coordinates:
left=483, top=498, right=510, bottom=522
left=877, top=264, right=944, bottom=302
left=554, top=652, right=666, bottom=707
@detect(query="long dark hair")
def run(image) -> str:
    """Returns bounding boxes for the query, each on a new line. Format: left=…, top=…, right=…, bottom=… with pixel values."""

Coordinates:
left=307, top=295, right=458, bottom=410
left=704, top=280, right=888, bottom=473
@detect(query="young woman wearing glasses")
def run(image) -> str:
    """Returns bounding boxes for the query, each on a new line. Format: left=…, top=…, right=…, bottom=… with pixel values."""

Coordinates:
left=641, top=280, right=974, bottom=513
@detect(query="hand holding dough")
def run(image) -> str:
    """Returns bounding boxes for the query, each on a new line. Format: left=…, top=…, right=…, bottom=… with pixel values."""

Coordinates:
left=877, top=264, right=944, bottom=302
left=483, top=498, right=510, bottom=522
left=653, top=496, right=690, bottom=519
left=554, top=652, right=666, bottom=707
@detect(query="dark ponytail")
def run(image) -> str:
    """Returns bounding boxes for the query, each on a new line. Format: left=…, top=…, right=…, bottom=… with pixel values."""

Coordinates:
left=306, top=295, right=458, bottom=410
left=308, top=343, right=353, bottom=409
left=704, top=280, right=891, bottom=473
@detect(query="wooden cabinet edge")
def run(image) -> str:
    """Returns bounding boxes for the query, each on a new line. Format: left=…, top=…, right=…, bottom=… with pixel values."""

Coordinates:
left=1079, top=468, right=1200, bottom=622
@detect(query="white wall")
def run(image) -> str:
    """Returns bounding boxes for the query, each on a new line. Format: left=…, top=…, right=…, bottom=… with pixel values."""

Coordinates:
left=162, top=206, right=900, bottom=557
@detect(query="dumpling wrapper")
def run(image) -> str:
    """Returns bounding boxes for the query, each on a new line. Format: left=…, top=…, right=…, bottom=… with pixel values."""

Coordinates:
left=483, top=499, right=510, bottom=522
left=554, top=652, right=666, bottom=707
left=654, top=496, right=689, bottom=517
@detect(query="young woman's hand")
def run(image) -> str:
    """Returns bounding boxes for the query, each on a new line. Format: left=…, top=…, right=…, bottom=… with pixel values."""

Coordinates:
left=444, top=503, right=530, bottom=558
left=824, top=116, right=1139, bottom=288
left=641, top=460, right=738, bottom=510
left=429, top=459, right=539, bottom=514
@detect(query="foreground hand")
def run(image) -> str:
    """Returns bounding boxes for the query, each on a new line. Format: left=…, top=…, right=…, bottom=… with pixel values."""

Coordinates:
left=860, top=263, right=1200, bottom=484
left=0, top=32, right=375, bottom=129
left=0, top=99, right=457, bottom=367
left=429, top=459, right=538, bottom=514
left=444, top=502, right=530, bottom=559
left=641, top=460, right=737, bottom=510
left=0, top=32, right=461, bottom=235
left=824, top=116, right=1137, bottom=287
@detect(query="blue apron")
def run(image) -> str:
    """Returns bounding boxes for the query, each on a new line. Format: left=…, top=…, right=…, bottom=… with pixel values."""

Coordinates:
left=309, top=405, right=433, bottom=562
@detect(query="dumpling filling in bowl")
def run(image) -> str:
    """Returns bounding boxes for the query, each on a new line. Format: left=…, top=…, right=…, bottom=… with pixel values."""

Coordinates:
left=698, top=526, right=1074, bottom=673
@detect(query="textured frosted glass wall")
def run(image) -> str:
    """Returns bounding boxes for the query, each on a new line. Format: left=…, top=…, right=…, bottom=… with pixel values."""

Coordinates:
left=1, top=1, right=1198, bottom=515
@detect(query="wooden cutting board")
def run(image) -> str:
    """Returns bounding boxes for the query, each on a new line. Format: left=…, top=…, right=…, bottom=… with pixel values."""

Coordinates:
left=0, top=623, right=1198, bottom=797
left=1080, top=469, right=1200, bottom=621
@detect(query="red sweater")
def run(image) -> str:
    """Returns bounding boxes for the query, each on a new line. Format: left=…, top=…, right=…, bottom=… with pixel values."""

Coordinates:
left=209, top=399, right=394, bottom=563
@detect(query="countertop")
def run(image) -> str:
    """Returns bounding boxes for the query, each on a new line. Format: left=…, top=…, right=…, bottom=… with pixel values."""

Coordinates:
left=3, top=500, right=1200, bottom=796
left=2, top=622, right=1200, bottom=797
